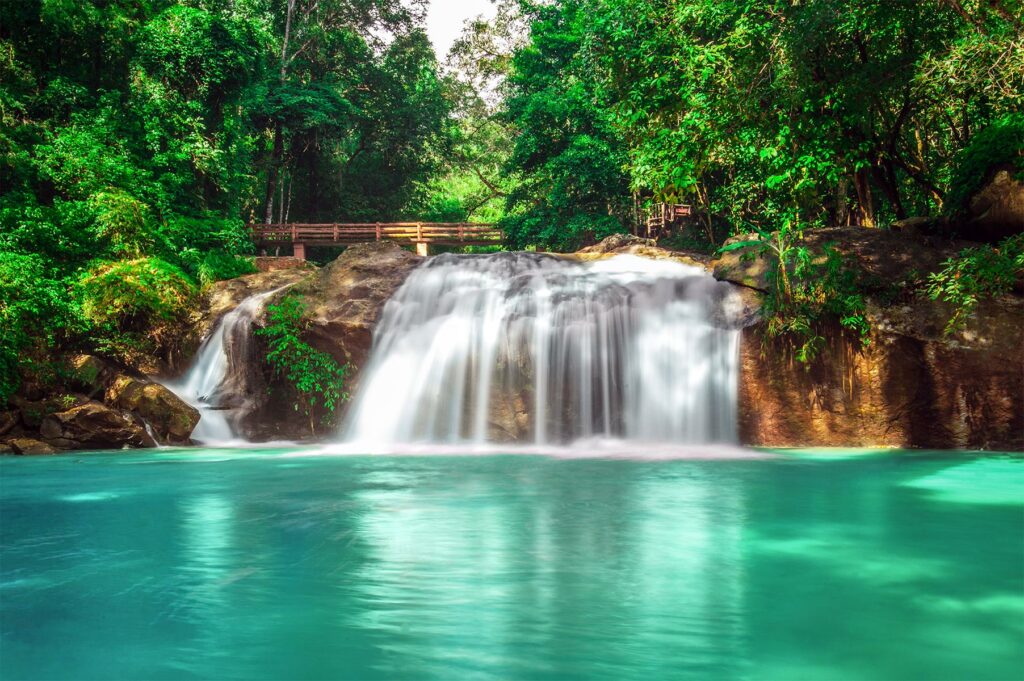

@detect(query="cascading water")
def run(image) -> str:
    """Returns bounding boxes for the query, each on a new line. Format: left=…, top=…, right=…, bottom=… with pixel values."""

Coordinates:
left=172, top=287, right=285, bottom=444
left=343, top=253, right=743, bottom=447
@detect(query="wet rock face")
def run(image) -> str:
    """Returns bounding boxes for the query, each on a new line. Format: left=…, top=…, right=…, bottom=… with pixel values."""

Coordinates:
left=734, top=278, right=1024, bottom=450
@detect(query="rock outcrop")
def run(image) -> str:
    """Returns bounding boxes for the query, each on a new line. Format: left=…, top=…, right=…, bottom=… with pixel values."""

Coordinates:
left=739, top=299, right=1023, bottom=450
left=712, top=227, right=971, bottom=293
left=195, top=265, right=317, bottom=344
left=575, top=232, right=710, bottom=269
left=217, top=243, right=422, bottom=441
left=38, top=401, right=156, bottom=450
left=299, top=241, right=423, bottom=374
left=713, top=228, right=1024, bottom=450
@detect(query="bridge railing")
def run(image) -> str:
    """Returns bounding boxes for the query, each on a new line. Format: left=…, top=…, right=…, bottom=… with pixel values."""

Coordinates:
left=250, top=222, right=503, bottom=245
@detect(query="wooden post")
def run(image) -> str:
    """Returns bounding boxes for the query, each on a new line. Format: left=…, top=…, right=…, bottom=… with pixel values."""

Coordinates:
left=333, top=223, right=338, bottom=241
left=293, top=242, right=306, bottom=260
left=376, top=223, right=381, bottom=240
left=415, top=223, right=428, bottom=256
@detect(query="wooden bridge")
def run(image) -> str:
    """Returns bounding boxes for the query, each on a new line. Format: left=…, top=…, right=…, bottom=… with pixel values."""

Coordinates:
left=250, top=222, right=503, bottom=258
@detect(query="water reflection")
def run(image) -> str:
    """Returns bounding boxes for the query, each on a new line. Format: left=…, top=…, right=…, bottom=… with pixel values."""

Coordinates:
left=350, top=462, right=751, bottom=678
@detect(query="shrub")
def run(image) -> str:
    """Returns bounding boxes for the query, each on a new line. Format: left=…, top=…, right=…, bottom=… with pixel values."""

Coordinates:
left=419, top=196, right=470, bottom=223
left=90, top=189, right=154, bottom=256
left=927, top=233, right=1024, bottom=335
left=77, top=257, right=196, bottom=358
left=722, top=226, right=870, bottom=362
left=193, top=252, right=258, bottom=287
left=256, top=295, right=349, bottom=434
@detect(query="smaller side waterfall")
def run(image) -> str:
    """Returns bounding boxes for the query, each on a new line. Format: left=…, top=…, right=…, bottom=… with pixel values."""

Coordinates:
left=172, top=287, right=284, bottom=444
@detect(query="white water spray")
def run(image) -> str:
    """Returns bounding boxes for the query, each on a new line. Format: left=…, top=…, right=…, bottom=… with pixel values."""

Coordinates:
left=343, top=253, right=742, bottom=446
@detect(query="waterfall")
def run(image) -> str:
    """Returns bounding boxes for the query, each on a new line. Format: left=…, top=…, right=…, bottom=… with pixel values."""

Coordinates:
left=172, top=288, right=285, bottom=444
left=342, top=253, right=742, bottom=447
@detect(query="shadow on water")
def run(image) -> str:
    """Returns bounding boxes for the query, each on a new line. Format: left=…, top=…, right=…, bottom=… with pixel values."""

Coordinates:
left=0, top=450, right=1021, bottom=680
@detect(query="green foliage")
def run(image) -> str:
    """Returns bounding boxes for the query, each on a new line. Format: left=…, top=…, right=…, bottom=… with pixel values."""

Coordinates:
left=733, top=228, right=870, bottom=362
left=256, top=295, right=349, bottom=434
left=90, top=190, right=153, bottom=256
left=500, top=0, right=632, bottom=251
left=418, top=196, right=469, bottom=223
left=495, top=0, right=1022, bottom=250
left=927, top=234, right=1024, bottom=335
left=194, top=253, right=258, bottom=288
left=0, top=252, right=77, bottom=404
left=946, top=114, right=1024, bottom=217
left=77, top=257, right=196, bottom=361
left=0, top=0, right=455, bottom=400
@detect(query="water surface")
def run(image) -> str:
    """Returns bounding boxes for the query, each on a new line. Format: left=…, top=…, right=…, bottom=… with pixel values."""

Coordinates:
left=2, top=449, right=1022, bottom=680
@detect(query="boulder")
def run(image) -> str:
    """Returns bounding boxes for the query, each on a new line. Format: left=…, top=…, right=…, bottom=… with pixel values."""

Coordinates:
left=13, top=394, right=90, bottom=429
left=105, top=375, right=199, bottom=445
left=68, top=354, right=124, bottom=398
left=301, top=241, right=423, bottom=375
left=66, top=354, right=200, bottom=444
left=963, top=167, right=1024, bottom=242
left=576, top=233, right=656, bottom=253
left=7, top=438, right=59, bottom=455
left=39, top=402, right=156, bottom=450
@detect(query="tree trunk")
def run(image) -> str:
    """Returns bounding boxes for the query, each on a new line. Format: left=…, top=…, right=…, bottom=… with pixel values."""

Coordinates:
left=853, top=170, right=875, bottom=227
left=834, top=176, right=851, bottom=226
left=873, top=161, right=906, bottom=221
left=264, top=123, right=283, bottom=224
left=264, top=0, right=296, bottom=225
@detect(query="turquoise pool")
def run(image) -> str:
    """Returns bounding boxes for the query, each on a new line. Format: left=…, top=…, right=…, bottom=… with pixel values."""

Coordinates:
left=1, top=448, right=1022, bottom=680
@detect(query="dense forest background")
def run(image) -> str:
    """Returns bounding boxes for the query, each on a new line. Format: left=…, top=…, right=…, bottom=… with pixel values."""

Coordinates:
left=1, top=0, right=1022, bottom=403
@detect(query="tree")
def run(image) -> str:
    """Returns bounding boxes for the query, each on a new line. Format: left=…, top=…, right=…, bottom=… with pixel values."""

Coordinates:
left=500, top=0, right=632, bottom=251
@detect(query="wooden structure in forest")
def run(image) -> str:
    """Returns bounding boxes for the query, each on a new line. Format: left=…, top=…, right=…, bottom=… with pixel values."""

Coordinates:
left=643, top=203, right=693, bottom=239
left=249, top=222, right=503, bottom=258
